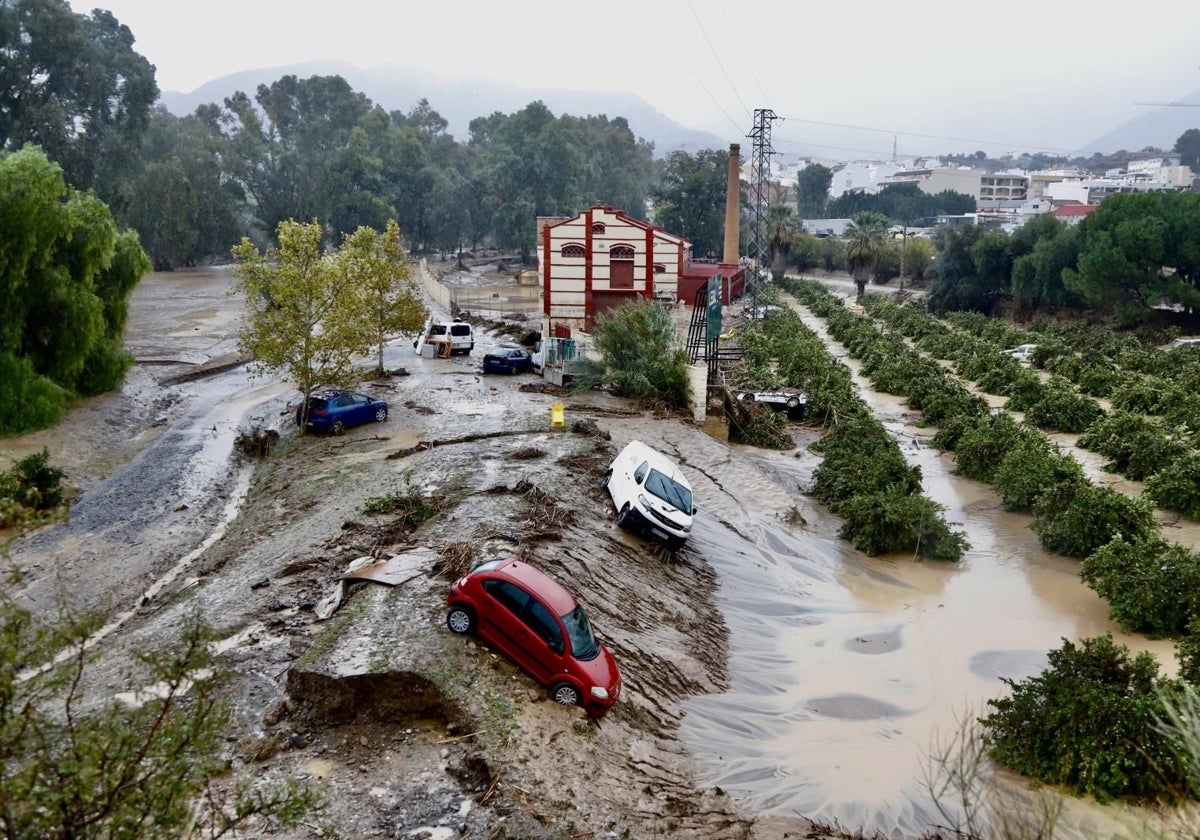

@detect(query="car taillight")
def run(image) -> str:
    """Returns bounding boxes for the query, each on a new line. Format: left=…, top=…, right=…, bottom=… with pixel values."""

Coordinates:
left=312, top=410, right=330, bottom=417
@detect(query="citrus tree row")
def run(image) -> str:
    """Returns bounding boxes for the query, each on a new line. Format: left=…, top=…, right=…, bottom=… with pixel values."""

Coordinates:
left=736, top=290, right=968, bottom=560
left=779, top=278, right=1200, bottom=802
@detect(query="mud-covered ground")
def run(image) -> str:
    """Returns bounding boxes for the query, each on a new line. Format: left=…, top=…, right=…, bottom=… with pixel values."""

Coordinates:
left=1, top=261, right=820, bottom=839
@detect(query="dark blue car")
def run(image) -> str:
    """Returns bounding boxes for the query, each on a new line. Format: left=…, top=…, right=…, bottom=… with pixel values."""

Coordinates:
left=295, top=390, right=388, bottom=435
left=482, top=348, right=534, bottom=375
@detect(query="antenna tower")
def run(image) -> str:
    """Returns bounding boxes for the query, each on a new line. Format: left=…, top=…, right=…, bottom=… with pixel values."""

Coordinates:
left=746, top=108, right=776, bottom=308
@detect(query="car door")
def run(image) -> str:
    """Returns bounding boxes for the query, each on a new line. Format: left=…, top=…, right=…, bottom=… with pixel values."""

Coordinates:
left=349, top=393, right=372, bottom=426
left=332, top=394, right=353, bottom=424
left=479, top=579, right=545, bottom=680
left=514, top=596, right=565, bottom=684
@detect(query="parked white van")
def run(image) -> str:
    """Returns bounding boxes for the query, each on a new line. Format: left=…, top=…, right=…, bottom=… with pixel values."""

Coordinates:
left=602, top=440, right=695, bottom=550
left=414, top=319, right=474, bottom=356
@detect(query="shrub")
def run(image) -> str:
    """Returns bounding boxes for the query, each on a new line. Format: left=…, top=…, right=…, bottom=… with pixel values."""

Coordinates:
left=1031, top=479, right=1157, bottom=558
left=992, top=439, right=1084, bottom=513
left=980, top=635, right=1185, bottom=801
left=952, top=413, right=1028, bottom=484
left=1146, top=454, right=1200, bottom=521
left=1082, top=536, right=1200, bottom=637
left=572, top=300, right=690, bottom=408
left=0, top=352, right=70, bottom=435
left=1002, top=371, right=1045, bottom=412
left=835, top=489, right=968, bottom=560
left=1109, top=373, right=1164, bottom=414
left=1077, top=364, right=1118, bottom=398
left=811, top=418, right=921, bottom=507
left=1023, top=378, right=1104, bottom=433
left=1077, top=412, right=1186, bottom=480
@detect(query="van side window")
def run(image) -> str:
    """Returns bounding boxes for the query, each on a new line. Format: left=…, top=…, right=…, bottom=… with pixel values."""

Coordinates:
left=482, top=580, right=529, bottom=617
left=634, top=461, right=649, bottom=483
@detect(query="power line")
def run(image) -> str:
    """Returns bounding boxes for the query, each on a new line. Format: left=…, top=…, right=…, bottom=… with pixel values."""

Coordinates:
left=643, top=2, right=744, bottom=136
left=722, top=0, right=770, bottom=104
left=685, top=0, right=752, bottom=121
left=774, top=113, right=1088, bottom=156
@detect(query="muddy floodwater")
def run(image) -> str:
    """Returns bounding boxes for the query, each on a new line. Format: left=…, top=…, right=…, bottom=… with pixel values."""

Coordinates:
left=675, top=300, right=1192, bottom=837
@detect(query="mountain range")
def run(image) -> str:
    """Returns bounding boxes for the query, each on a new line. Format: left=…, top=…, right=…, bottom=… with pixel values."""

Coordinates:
left=158, top=60, right=727, bottom=157
left=1085, top=89, right=1200, bottom=155
left=158, top=61, right=1200, bottom=162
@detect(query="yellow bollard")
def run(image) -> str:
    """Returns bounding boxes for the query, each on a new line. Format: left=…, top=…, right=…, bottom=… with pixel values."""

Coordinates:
left=550, top=402, right=565, bottom=428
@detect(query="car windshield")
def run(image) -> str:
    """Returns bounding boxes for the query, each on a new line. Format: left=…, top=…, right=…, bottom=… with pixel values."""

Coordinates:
left=645, top=468, right=692, bottom=512
left=560, top=605, right=600, bottom=660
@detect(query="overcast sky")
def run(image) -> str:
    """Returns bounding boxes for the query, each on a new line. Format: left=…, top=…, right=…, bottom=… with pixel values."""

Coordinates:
left=72, top=0, right=1200, bottom=158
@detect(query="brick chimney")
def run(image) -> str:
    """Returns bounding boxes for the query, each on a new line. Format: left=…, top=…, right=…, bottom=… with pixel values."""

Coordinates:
left=723, top=143, right=740, bottom=264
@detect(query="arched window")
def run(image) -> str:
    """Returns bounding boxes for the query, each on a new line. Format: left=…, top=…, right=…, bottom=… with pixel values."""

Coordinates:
left=591, top=223, right=606, bottom=235
left=610, top=245, right=635, bottom=259
left=561, top=244, right=585, bottom=258
left=653, top=263, right=666, bottom=274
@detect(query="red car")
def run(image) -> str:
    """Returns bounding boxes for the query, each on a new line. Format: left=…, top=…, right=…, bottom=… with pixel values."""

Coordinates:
left=445, top=558, right=621, bottom=717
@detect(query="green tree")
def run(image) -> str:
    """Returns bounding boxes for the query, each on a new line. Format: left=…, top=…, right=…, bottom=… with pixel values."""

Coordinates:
left=468, top=101, right=584, bottom=255
left=1175, top=128, right=1200, bottom=170
left=795, top=163, right=832, bottom=218
left=0, top=147, right=149, bottom=433
left=980, top=635, right=1185, bottom=801
left=221, top=75, right=374, bottom=241
left=844, top=211, right=889, bottom=297
left=650, top=148, right=733, bottom=258
left=765, top=203, right=798, bottom=279
left=1063, top=192, right=1200, bottom=324
left=233, top=219, right=373, bottom=428
left=827, top=183, right=974, bottom=224
left=902, top=236, right=936, bottom=282
left=571, top=299, right=690, bottom=408
left=0, top=0, right=157, bottom=205
left=123, top=106, right=246, bottom=269
left=927, top=225, right=1011, bottom=315
left=338, top=219, right=428, bottom=373
left=0, top=598, right=315, bottom=836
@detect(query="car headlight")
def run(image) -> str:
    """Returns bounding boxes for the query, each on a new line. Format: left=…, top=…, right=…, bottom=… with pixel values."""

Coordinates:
left=590, top=686, right=610, bottom=700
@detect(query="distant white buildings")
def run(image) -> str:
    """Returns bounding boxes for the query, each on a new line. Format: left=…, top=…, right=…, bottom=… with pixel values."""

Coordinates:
left=782, top=150, right=1195, bottom=233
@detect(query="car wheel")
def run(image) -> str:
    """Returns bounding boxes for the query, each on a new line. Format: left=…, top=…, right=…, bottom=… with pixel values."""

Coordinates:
left=374, top=407, right=388, bottom=422
left=600, top=468, right=612, bottom=489
left=666, top=536, right=686, bottom=552
left=510, top=366, right=518, bottom=375
left=616, top=503, right=632, bottom=528
left=741, top=393, right=755, bottom=403
left=550, top=682, right=580, bottom=708
left=330, top=419, right=346, bottom=436
left=446, top=605, right=475, bottom=635
left=786, top=397, right=800, bottom=409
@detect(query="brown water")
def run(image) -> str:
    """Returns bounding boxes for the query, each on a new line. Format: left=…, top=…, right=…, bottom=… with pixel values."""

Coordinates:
left=673, top=301, right=1191, bottom=837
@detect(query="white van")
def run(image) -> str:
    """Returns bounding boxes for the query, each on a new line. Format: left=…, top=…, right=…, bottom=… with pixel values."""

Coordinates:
left=602, top=440, right=695, bottom=550
left=414, top=319, right=474, bottom=356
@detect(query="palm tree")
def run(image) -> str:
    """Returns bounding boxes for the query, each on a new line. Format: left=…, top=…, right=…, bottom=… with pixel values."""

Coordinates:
left=844, top=211, right=890, bottom=298
left=765, top=203, right=798, bottom=281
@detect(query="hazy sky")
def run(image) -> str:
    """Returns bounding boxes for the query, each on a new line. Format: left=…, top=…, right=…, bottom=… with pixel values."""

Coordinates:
left=71, top=0, right=1200, bottom=157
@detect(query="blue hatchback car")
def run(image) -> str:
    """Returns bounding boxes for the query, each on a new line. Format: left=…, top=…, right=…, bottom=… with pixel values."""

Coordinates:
left=482, top=347, right=534, bottom=375
left=295, top=390, right=388, bottom=435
